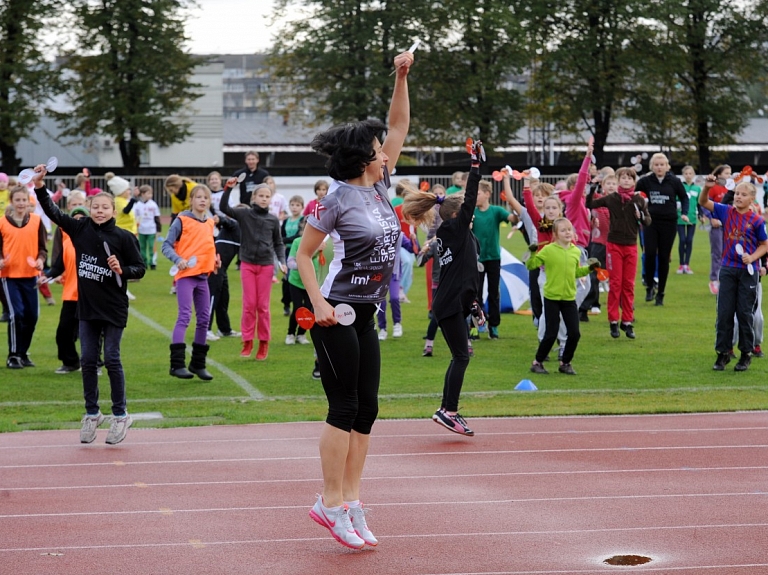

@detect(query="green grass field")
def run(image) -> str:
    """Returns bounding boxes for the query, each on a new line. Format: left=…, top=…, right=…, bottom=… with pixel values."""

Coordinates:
left=2, top=226, right=767, bottom=434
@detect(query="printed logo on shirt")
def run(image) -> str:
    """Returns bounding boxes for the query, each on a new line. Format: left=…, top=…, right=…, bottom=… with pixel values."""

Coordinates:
left=370, top=206, right=399, bottom=264
left=439, top=247, right=454, bottom=267
left=350, top=273, right=382, bottom=286
left=313, top=203, right=326, bottom=219
left=648, top=191, right=671, bottom=205
left=78, top=254, right=115, bottom=283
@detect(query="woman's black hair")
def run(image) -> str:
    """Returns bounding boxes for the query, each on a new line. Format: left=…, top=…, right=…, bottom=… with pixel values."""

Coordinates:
left=311, top=120, right=388, bottom=181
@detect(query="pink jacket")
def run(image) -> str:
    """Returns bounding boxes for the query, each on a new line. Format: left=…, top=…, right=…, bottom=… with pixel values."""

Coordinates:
left=558, top=155, right=591, bottom=248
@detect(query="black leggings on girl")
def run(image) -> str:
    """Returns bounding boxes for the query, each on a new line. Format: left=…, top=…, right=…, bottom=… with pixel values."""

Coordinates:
left=310, top=301, right=379, bottom=434
left=537, top=298, right=580, bottom=364
left=438, top=310, right=471, bottom=412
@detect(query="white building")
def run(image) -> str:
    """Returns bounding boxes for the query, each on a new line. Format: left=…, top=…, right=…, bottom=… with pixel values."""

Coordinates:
left=16, top=60, right=224, bottom=169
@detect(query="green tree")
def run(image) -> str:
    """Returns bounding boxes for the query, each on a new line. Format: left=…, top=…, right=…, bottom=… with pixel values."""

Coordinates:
left=524, top=0, right=645, bottom=166
left=627, top=0, right=768, bottom=171
left=0, top=0, right=62, bottom=173
left=269, top=0, right=528, bottom=155
left=58, top=0, right=200, bottom=169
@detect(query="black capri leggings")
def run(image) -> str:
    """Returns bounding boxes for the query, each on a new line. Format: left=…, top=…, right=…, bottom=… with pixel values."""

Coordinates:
left=310, top=300, right=380, bottom=434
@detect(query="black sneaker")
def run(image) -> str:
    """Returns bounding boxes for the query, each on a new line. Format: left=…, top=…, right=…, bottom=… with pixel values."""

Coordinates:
left=735, top=353, right=752, bottom=372
left=7, top=356, right=23, bottom=369
left=530, top=361, right=548, bottom=374
left=558, top=363, right=577, bottom=375
left=312, top=361, right=321, bottom=380
left=645, top=286, right=656, bottom=302
left=655, top=293, right=664, bottom=306
left=621, top=323, right=636, bottom=339
left=713, top=352, right=731, bottom=371
left=610, top=322, right=620, bottom=338
left=579, top=310, right=589, bottom=322
left=20, top=355, right=35, bottom=367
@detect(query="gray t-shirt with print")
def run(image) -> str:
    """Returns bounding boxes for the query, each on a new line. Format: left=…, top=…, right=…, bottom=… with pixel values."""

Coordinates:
left=307, top=176, right=401, bottom=303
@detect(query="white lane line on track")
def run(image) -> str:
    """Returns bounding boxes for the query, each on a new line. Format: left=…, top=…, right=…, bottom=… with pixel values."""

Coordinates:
left=2, top=492, right=767, bottom=519
left=2, top=523, right=768, bottom=553
left=128, top=307, right=264, bottom=399
left=3, top=426, right=768, bottom=450
left=418, top=564, right=768, bottom=574
left=4, top=465, right=768, bottom=492
left=3, top=444, right=767, bottom=469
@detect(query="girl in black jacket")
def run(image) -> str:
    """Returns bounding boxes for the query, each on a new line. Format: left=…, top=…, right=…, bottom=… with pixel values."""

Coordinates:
left=33, top=165, right=145, bottom=445
left=403, top=140, right=483, bottom=436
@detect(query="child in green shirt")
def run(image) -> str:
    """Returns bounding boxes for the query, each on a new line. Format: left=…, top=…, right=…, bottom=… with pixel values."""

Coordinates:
left=526, top=218, right=597, bottom=375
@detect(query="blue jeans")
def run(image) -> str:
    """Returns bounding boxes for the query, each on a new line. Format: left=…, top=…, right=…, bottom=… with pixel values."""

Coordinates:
left=80, top=320, right=126, bottom=416
left=2, top=277, right=38, bottom=359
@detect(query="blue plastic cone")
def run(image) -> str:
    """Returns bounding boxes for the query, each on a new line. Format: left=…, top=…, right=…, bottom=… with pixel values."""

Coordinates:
left=515, top=379, right=538, bottom=391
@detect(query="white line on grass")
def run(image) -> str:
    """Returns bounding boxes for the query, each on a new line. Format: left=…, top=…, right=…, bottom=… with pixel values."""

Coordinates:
left=128, top=307, right=263, bottom=399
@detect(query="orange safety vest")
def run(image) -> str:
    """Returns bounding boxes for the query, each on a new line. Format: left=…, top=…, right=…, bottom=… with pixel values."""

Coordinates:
left=0, top=213, right=43, bottom=279
left=61, top=231, right=78, bottom=301
left=175, top=214, right=216, bottom=280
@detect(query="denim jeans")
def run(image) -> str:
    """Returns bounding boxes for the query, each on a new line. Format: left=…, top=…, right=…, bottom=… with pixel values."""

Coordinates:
left=80, top=320, right=126, bottom=416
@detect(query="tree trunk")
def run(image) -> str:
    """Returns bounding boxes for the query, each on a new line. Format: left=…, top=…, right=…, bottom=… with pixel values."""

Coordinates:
left=697, top=120, right=711, bottom=173
left=592, top=107, right=611, bottom=167
left=0, top=141, right=19, bottom=174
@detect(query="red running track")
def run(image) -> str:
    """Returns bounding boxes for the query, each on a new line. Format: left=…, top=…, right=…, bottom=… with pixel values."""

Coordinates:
left=2, top=412, right=768, bottom=574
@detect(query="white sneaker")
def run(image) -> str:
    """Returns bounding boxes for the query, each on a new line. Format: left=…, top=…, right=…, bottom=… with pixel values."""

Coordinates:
left=206, top=330, right=220, bottom=341
left=285, top=334, right=296, bottom=345
left=218, top=330, right=241, bottom=338
left=169, top=286, right=176, bottom=295
left=589, top=307, right=601, bottom=314
left=309, top=495, right=365, bottom=549
left=105, top=414, right=133, bottom=445
left=80, top=412, right=105, bottom=443
left=297, top=334, right=310, bottom=345
left=378, top=329, right=387, bottom=341
left=393, top=323, right=403, bottom=337
left=126, top=289, right=136, bottom=301
left=348, top=504, right=378, bottom=546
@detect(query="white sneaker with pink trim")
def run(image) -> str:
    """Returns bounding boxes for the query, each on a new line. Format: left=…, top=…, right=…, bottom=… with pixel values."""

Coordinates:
left=309, top=495, right=365, bottom=549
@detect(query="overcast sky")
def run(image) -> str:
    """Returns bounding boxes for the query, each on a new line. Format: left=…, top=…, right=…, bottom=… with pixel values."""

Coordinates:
left=184, top=0, right=282, bottom=54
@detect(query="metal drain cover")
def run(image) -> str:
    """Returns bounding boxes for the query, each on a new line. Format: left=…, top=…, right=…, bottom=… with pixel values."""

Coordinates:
left=604, top=555, right=652, bottom=566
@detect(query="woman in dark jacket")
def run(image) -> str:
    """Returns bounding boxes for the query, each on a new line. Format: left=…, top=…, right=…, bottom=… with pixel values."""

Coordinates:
left=635, top=153, right=689, bottom=306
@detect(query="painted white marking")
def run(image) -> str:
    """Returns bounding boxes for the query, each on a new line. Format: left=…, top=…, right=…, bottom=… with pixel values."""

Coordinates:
left=0, top=492, right=766, bottom=520
left=128, top=308, right=264, bottom=399
left=3, top=444, right=768, bottom=470
left=3, top=466, right=768, bottom=492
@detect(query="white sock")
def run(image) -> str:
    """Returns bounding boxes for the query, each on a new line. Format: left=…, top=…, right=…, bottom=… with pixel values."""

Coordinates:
left=345, top=500, right=361, bottom=509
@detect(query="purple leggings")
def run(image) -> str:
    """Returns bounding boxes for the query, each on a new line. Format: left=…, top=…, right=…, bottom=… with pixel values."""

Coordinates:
left=173, top=274, right=211, bottom=345
left=377, top=274, right=401, bottom=328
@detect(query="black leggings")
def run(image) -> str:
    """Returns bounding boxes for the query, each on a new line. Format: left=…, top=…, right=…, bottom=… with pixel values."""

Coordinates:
left=287, top=284, right=311, bottom=336
left=310, top=301, right=379, bottom=434
left=643, top=220, right=677, bottom=295
left=438, top=310, right=471, bottom=412
left=537, top=298, right=580, bottom=364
